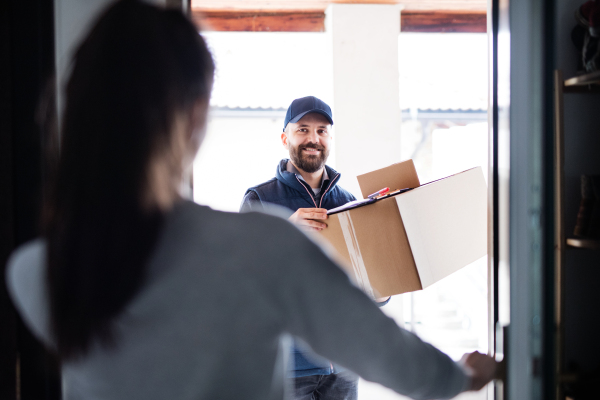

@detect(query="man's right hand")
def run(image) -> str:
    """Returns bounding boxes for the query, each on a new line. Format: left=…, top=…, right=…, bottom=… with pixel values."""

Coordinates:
left=288, top=208, right=328, bottom=232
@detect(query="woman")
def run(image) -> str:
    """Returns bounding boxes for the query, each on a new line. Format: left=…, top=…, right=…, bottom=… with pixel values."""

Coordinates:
left=6, top=1, right=496, bottom=399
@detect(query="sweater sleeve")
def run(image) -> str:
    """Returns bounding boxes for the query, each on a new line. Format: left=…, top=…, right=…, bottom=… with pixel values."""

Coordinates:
left=266, top=222, right=470, bottom=400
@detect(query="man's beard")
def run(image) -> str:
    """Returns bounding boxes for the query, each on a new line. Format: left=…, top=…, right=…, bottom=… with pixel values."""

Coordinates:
left=289, top=142, right=329, bottom=173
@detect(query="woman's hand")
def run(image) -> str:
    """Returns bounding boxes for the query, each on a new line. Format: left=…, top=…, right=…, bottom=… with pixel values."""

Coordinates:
left=459, top=351, right=499, bottom=391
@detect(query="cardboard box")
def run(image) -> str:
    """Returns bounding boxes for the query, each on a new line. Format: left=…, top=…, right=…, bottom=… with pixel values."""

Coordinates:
left=318, top=160, right=487, bottom=298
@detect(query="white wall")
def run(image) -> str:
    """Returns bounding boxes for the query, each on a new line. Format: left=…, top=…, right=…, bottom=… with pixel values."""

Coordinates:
left=327, top=4, right=403, bottom=198
left=193, top=115, right=289, bottom=211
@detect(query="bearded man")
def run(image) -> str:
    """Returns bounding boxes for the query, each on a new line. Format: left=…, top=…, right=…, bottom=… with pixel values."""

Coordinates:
left=240, top=96, right=389, bottom=400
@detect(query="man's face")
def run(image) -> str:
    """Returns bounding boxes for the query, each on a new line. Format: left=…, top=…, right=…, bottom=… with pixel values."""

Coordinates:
left=282, top=113, right=332, bottom=173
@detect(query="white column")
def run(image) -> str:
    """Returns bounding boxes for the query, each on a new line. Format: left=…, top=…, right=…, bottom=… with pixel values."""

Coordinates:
left=326, top=4, right=403, bottom=198
left=326, top=9, right=405, bottom=364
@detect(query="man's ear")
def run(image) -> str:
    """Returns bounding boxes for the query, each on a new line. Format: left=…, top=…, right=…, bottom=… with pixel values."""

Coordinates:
left=281, top=131, right=289, bottom=148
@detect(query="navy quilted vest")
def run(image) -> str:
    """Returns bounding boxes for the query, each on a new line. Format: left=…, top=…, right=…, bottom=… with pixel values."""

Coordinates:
left=245, top=159, right=356, bottom=213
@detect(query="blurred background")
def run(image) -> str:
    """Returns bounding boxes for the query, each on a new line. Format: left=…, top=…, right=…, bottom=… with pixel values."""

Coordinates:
left=193, top=29, right=489, bottom=400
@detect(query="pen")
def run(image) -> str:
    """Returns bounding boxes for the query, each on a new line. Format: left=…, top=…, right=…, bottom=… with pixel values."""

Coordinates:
left=367, top=187, right=389, bottom=199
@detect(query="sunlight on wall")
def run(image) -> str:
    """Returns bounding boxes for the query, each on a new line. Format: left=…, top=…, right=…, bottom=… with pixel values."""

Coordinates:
left=204, top=32, right=334, bottom=109
left=193, top=116, right=288, bottom=212
left=432, top=122, right=489, bottom=183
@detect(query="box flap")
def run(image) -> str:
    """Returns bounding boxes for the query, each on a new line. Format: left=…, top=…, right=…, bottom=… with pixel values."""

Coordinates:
left=395, top=167, right=487, bottom=288
left=347, top=198, right=422, bottom=296
left=356, top=160, right=421, bottom=199
left=318, top=198, right=422, bottom=297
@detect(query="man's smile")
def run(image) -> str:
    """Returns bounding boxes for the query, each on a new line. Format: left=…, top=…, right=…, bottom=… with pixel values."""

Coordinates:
left=302, top=147, right=322, bottom=155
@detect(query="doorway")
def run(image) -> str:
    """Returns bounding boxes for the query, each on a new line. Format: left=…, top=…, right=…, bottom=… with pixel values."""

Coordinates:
left=192, top=3, right=492, bottom=400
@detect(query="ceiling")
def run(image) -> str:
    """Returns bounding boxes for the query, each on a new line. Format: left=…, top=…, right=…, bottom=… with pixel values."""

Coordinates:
left=191, top=0, right=487, bottom=12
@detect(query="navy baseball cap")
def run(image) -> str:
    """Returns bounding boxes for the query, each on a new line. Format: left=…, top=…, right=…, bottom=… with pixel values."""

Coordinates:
left=283, top=96, right=333, bottom=132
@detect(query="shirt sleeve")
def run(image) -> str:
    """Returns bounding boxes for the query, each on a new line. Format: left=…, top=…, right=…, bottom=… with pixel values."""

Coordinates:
left=6, top=240, right=55, bottom=348
left=262, top=221, right=470, bottom=400
left=239, top=191, right=264, bottom=213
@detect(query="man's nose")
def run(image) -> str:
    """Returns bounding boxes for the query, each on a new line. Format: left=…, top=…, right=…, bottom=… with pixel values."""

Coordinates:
left=308, top=130, right=320, bottom=143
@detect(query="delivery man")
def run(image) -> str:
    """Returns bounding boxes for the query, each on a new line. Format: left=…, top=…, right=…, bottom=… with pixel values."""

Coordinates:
left=240, top=96, right=390, bottom=400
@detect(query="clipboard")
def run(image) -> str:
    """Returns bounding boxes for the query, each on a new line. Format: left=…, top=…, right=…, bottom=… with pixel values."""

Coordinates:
left=327, top=188, right=414, bottom=215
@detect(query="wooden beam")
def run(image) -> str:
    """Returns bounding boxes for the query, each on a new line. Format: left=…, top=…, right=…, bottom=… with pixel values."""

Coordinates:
left=193, top=9, right=486, bottom=33
left=191, top=0, right=487, bottom=12
left=193, top=10, right=326, bottom=32
left=193, top=1, right=395, bottom=12
left=401, top=11, right=486, bottom=32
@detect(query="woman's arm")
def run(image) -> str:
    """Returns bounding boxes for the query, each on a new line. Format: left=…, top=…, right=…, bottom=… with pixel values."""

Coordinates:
left=268, top=223, right=493, bottom=400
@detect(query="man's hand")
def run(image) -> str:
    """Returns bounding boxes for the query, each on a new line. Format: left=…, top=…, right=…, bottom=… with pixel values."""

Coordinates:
left=289, top=208, right=328, bottom=232
left=459, top=351, right=498, bottom=391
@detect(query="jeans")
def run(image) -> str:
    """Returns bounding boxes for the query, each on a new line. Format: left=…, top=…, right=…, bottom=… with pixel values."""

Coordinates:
left=291, top=373, right=358, bottom=400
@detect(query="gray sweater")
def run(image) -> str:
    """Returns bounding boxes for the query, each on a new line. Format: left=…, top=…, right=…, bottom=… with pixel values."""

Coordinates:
left=6, top=201, right=469, bottom=400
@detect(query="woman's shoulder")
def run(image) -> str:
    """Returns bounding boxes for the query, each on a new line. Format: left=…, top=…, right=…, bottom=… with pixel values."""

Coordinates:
left=6, top=239, right=46, bottom=297
left=6, top=239, right=53, bottom=345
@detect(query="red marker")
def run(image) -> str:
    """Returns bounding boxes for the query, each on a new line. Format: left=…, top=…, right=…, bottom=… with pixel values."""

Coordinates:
left=367, top=187, right=389, bottom=199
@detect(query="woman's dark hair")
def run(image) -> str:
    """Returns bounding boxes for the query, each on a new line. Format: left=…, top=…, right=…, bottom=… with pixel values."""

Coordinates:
left=45, top=0, right=214, bottom=359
